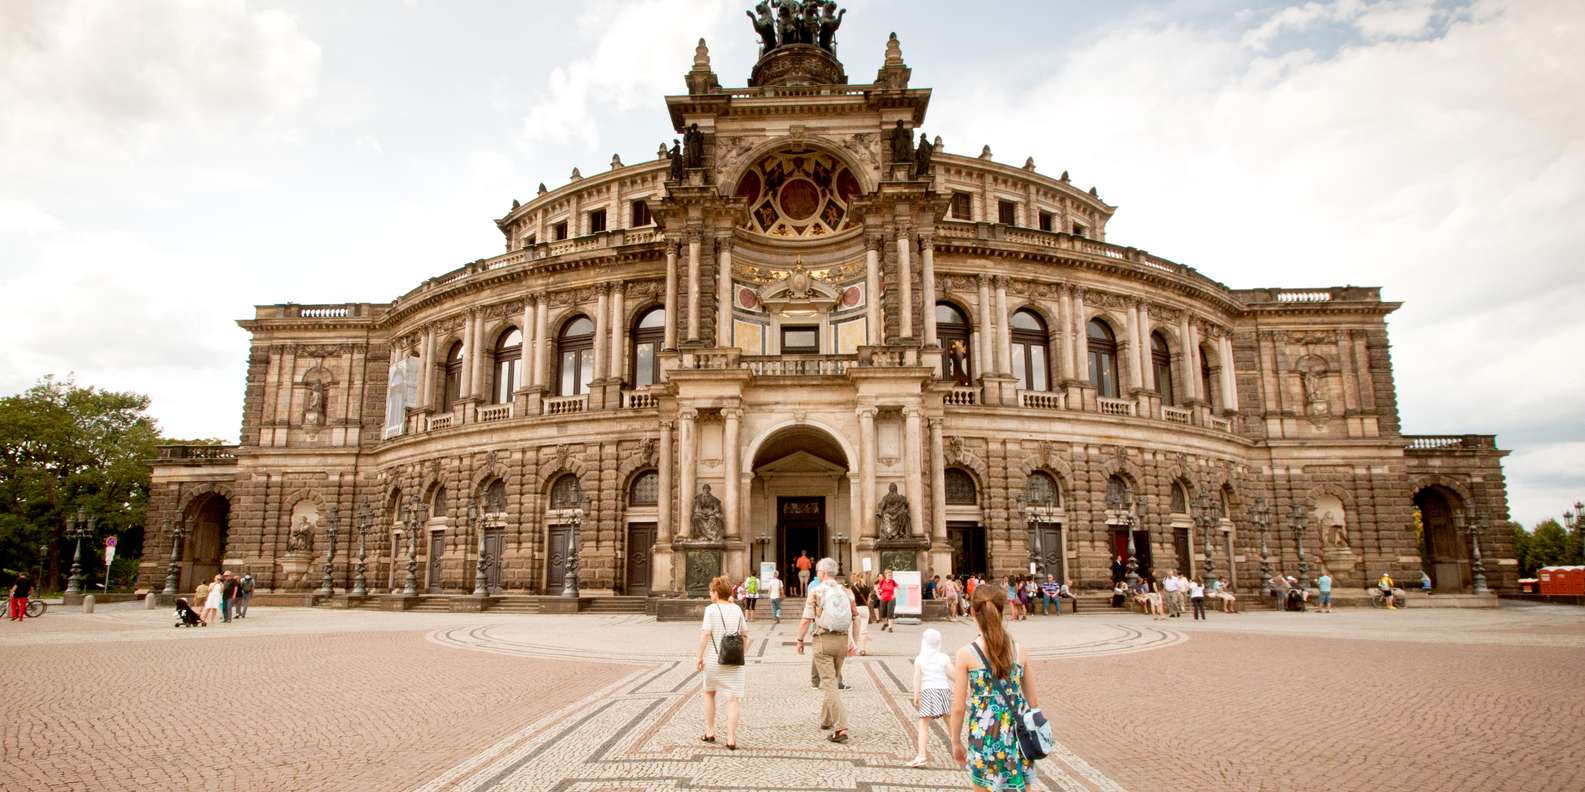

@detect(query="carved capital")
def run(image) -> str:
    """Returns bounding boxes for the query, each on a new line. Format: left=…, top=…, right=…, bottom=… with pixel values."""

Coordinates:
left=679, top=407, right=699, bottom=422
left=856, top=406, right=878, bottom=421
left=992, top=275, right=1009, bottom=290
left=721, top=407, right=743, bottom=421
left=927, top=416, right=944, bottom=430
left=658, top=419, right=676, bottom=432
left=865, top=231, right=884, bottom=252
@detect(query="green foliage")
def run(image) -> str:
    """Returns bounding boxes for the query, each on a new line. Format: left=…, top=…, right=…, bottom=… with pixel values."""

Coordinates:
left=1513, top=517, right=1580, bottom=577
left=0, top=376, right=159, bottom=587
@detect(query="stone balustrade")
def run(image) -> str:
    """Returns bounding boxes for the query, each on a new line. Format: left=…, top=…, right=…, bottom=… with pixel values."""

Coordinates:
left=1020, top=390, right=1065, bottom=411
left=155, top=444, right=239, bottom=463
left=477, top=404, right=513, bottom=423
left=1163, top=406, right=1192, bottom=425
left=623, top=389, right=658, bottom=409
left=945, top=386, right=978, bottom=406
left=426, top=414, right=455, bottom=431
left=743, top=354, right=856, bottom=376
left=1098, top=397, right=1135, bottom=417
left=1405, top=435, right=1497, bottom=452
left=544, top=395, right=588, bottom=416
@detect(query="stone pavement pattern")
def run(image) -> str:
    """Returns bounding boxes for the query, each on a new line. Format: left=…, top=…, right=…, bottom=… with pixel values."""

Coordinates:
left=3, top=602, right=1584, bottom=791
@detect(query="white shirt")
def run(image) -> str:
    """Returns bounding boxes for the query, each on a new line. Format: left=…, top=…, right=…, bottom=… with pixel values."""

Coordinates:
left=1189, top=582, right=1205, bottom=598
left=764, top=577, right=783, bottom=599
left=915, top=652, right=953, bottom=691
left=1162, top=576, right=1181, bottom=592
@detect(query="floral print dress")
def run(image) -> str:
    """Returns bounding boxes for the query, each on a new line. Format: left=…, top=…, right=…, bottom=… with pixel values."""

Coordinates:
left=966, top=651, right=1033, bottom=791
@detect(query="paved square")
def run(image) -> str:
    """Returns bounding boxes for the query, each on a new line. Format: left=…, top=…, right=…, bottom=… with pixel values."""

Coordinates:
left=3, top=602, right=1582, bottom=791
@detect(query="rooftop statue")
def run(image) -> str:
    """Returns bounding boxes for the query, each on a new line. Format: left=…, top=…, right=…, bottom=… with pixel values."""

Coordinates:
left=751, top=2, right=845, bottom=54
left=889, top=120, right=913, bottom=167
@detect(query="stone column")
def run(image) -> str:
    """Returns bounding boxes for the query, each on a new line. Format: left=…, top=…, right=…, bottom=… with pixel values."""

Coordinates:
left=658, top=419, right=674, bottom=544
left=904, top=406, right=925, bottom=540
left=1138, top=301, right=1155, bottom=391
left=919, top=231, right=937, bottom=345
left=994, top=276, right=1010, bottom=374
left=686, top=232, right=701, bottom=342
left=664, top=240, right=679, bottom=349
left=459, top=310, right=475, bottom=400
left=678, top=408, right=697, bottom=540
left=896, top=226, right=914, bottom=339
left=928, top=416, right=946, bottom=543
left=1220, top=334, right=1239, bottom=412
left=1071, top=288, right=1087, bottom=376
left=1353, top=331, right=1376, bottom=412
left=716, top=237, right=734, bottom=348
left=847, top=474, right=864, bottom=564
left=1125, top=302, right=1143, bottom=393
left=593, top=284, right=609, bottom=381
left=474, top=309, right=490, bottom=400
left=420, top=327, right=436, bottom=410
left=1057, top=287, right=1075, bottom=382
left=533, top=293, right=550, bottom=388
left=1179, top=314, right=1198, bottom=402
left=865, top=233, right=882, bottom=344
left=609, top=285, right=625, bottom=384
left=857, top=406, right=878, bottom=539
left=723, top=407, right=741, bottom=539
left=976, top=275, right=993, bottom=379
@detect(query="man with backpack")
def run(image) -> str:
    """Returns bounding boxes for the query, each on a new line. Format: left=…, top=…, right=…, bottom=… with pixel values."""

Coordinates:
left=796, top=557, right=859, bottom=744
left=237, top=572, right=254, bottom=618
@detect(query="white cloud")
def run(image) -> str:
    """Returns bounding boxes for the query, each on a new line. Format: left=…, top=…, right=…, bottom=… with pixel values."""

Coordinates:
left=1242, top=0, right=1445, bottom=50
left=935, top=0, right=1585, bottom=525
left=0, top=201, right=63, bottom=235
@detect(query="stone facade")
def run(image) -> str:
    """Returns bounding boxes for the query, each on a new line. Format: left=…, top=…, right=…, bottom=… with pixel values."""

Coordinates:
left=137, top=26, right=1514, bottom=598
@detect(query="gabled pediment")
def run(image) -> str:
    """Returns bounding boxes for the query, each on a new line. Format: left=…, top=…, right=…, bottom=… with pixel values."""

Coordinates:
left=756, top=450, right=847, bottom=476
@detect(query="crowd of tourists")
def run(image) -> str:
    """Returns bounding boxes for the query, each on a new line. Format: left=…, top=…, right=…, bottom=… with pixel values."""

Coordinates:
left=1107, top=566, right=1234, bottom=620
left=177, top=571, right=254, bottom=626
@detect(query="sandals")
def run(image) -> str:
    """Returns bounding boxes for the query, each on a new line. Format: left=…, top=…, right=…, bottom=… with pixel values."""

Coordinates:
left=726, top=742, right=737, bottom=751
left=700, top=735, right=716, bottom=743
left=906, top=755, right=928, bottom=768
left=828, top=730, right=849, bottom=744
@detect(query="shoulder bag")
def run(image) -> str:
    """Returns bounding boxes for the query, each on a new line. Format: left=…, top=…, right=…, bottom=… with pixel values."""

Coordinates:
left=710, top=606, right=746, bottom=666
left=971, top=642, right=1053, bottom=761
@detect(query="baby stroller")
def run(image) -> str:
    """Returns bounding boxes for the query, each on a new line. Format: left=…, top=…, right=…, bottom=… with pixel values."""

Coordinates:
left=174, top=598, right=204, bottom=627
left=1284, top=588, right=1307, bottom=612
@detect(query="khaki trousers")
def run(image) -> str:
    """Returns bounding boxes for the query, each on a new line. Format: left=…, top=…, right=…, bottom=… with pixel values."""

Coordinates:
left=813, top=632, right=849, bottom=732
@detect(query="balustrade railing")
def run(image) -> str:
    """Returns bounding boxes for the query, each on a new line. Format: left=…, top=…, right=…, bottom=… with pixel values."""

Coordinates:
left=1404, top=434, right=1496, bottom=451
left=1207, top=416, right=1232, bottom=432
left=155, top=445, right=239, bottom=463
left=544, top=395, right=588, bottom=416
left=945, top=386, right=978, bottom=406
left=1020, top=391, right=1065, bottom=410
left=623, top=389, right=657, bottom=409
left=426, top=414, right=455, bottom=431
left=744, top=355, right=856, bottom=376
left=476, top=404, right=513, bottom=423
left=1163, top=406, right=1192, bottom=425
left=1098, top=397, right=1135, bottom=417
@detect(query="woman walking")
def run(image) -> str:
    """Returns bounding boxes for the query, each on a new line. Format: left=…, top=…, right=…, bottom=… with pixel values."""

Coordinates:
left=695, top=575, right=747, bottom=750
left=908, top=627, right=954, bottom=767
left=200, top=574, right=224, bottom=625
left=850, top=573, right=873, bottom=655
left=876, top=569, right=897, bottom=632
left=949, top=581, right=1042, bottom=791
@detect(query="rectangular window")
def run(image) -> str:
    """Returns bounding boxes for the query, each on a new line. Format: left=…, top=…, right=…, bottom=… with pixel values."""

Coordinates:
left=553, top=221, right=569, bottom=241
left=1038, top=211, right=1054, bottom=232
left=1012, top=343, right=1028, bottom=390
left=634, top=342, right=658, bottom=387
left=522, top=234, right=536, bottom=249
left=588, top=208, right=606, bottom=234
left=951, top=192, right=972, bottom=220
left=998, top=199, right=1017, bottom=226
left=630, top=200, right=652, bottom=227
left=781, top=326, right=819, bottom=354
left=1072, top=221, right=1087, bottom=238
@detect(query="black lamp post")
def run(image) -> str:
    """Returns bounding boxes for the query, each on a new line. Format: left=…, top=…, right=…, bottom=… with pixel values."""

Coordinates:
left=560, top=492, right=584, bottom=598
left=1020, top=487, right=1056, bottom=576
left=470, top=501, right=489, bottom=596
left=1251, top=497, right=1272, bottom=587
left=1195, top=490, right=1220, bottom=582
left=833, top=532, right=848, bottom=575
left=1108, top=490, right=1146, bottom=588
left=1459, top=509, right=1491, bottom=595
left=317, top=505, right=339, bottom=596
left=754, top=536, right=770, bottom=571
left=162, top=517, right=185, bottom=596
left=1288, top=502, right=1311, bottom=590
left=402, top=500, right=424, bottom=596
left=352, top=502, right=371, bottom=597
left=64, top=508, right=95, bottom=597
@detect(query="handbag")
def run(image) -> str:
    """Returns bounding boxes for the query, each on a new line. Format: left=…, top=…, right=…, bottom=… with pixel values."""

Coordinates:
left=710, top=606, right=745, bottom=666
left=971, top=643, right=1053, bottom=761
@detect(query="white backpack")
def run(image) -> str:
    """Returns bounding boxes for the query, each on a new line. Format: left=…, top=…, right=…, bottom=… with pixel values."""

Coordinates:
left=814, top=584, right=853, bottom=632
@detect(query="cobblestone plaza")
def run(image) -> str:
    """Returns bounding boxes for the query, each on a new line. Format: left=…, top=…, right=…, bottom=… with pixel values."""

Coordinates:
left=4, top=603, right=1583, bottom=791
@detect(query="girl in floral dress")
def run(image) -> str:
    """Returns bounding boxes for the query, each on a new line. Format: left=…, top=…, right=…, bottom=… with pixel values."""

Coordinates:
left=948, top=581, right=1042, bottom=791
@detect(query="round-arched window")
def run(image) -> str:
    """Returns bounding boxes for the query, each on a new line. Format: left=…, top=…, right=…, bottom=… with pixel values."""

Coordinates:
left=628, top=470, right=659, bottom=506
left=936, top=302, right=973, bottom=384
left=1025, top=471, right=1060, bottom=508
left=494, top=328, right=522, bottom=405
left=557, top=317, right=595, bottom=396
left=1011, top=309, right=1050, bottom=392
left=632, top=307, right=665, bottom=387
left=734, top=148, right=862, bottom=238
left=443, top=342, right=464, bottom=410
left=944, top=468, right=978, bottom=505
left=550, top=474, right=583, bottom=509
left=1151, top=331, right=1175, bottom=406
left=1087, top=319, right=1120, bottom=399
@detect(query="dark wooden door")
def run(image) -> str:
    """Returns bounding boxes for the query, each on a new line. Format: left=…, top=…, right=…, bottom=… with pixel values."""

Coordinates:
left=484, top=528, right=505, bottom=593
left=626, top=523, right=656, bottom=595
left=777, top=497, right=825, bottom=577
left=546, top=524, right=571, bottom=593
left=1031, top=524, right=1064, bottom=581
left=949, top=522, right=988, bottom=578
left=427, top=533, right=445, bottom=593
left=1173, top=525, right=1192, bottom=574
left=1112, top=529, right=1152, bottom=578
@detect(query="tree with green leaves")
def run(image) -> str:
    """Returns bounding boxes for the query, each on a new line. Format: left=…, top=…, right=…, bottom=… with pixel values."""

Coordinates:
left=0, top=376, right=159, bottom=590
left=1513, top=518, right=1575, bottom=577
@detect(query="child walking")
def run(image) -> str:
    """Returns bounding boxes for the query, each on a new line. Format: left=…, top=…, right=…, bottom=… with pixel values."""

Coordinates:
left=908, top=628, right=954, bottom=768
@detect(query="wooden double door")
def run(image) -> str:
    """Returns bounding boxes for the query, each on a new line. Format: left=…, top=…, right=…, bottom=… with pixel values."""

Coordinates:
left=949, top=522, right=988, bottom=578
left=625, top=523, right=656, bottom=595
left=546, top=524, right=571, bottom=593
left=1029, top=522, right=1064, bottom=581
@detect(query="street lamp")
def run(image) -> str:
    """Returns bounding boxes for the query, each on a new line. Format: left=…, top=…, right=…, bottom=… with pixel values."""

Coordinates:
left=1020, top=486, right=1057, bottom=576
left=1195, top=490, right=1220, bottom=582
left=561, top=491, right=584, bottom=598
left=1288, top=502, right=1311, bottom=590
left=1107, top=490, right=1146, bottom=588
left=1458, top=509, right=1492, bottom=595
left=162, top=517, right=185, bottom=596
left=833, top=532, right=848, bottom=575
left=402, top=499, right=424, bottom=596
left=753, top=536, right=770, bottom=571
left=64, top=508, right=95, bottom=597
left=352, top=501, right=372, bottom=597
left=1252, top=497, right=1272, bottom=587
left=317, top=505, right=339, bottom=596
left=470, top=500, right=488, bottom=596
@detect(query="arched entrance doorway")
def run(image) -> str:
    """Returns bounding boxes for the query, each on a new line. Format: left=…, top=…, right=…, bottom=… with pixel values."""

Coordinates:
left=182, top=494, right=229, bottom=591
left=1415, top=486, right=1469, bottom=593
left=748, top=424, right=852, bottom=595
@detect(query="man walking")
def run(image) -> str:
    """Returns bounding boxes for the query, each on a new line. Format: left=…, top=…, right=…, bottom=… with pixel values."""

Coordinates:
left=765, top=570, right=783, bottom=624
left=221, top=571, right=239, bottom=623
left=1040, top=574, right=1060, bottom=615
left=795, top=551, right=812, bottom=597
left=1162, top=569, right=1182, bottom=618
left=796, top=557, right=858, bottom=744
left=8, top=573, right=31, bottom=622
left=237, top=572, right=254, bottom=618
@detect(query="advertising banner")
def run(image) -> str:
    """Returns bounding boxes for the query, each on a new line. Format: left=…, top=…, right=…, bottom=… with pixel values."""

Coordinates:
left=893, top=570, right=922, bottom=616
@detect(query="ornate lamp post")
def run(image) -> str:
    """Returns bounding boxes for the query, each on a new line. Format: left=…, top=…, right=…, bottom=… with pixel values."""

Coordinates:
left=1020, top=486, right=1056, bottom=576
left=470, top=501, right=489, bottom=596
left=560, top=491, right=584, bottom=598
left=1252, top=497, right=1272, bottom=587
left=833, top=532, right=848, bottom=575
left=162, top=517, right=185, bottom=596
left=753, top=536, right=770, bottom=571
left=317, top=505, right=339, bottom=596
left=1107, top=490, right=1146, bottom=588
left=352, top=502, right=371, bottom=597
left=64, top=508, right=95, bottom=597
left=1458, top=509, right=1492, bottom=595
left=402, top=500, right=424, bottom=596
left=1195, top=491, right=1220, bottom=582
left=1288, top=502, right=1311, bottom=590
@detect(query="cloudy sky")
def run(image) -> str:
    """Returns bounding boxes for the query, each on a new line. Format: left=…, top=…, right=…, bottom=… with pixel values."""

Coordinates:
left=2, top=0, right=1580, bottom=526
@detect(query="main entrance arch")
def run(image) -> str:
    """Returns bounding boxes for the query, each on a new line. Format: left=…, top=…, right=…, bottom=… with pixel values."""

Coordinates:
left=181, top=493, right=230, bottom=592
left=1416, top=485, right=1470, bottom=593
left=746, top=423, right=854, bottom=594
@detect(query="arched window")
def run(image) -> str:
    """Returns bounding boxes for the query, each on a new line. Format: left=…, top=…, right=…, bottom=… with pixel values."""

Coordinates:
left=494, top=328, right=522, bottom=404
left=632, top=307, right=665, bottom=387
left=944, top=468, right=978, bottom=505
left=556, top=316, right=595, bottom=396
left=1151, top=331, right=1176, bottom=405
left=628, top=470, right=659, bottom=506
left=484, top=479, right=507, bottom=514
left=431, top=485, right=448, bottom=519
left=1025, top=471, right=1060, bottom=508
left=550, top=474, right=583, bottom=509
left=1171, top=481, right=1188, bottom=515
left=442, top=342, right=464, bottom=410
left=935, top=303, right=973, bottom=384
left=1200, top=344, right=1217, bottom=411
left=1105, top=475, right=1132, bottom=508
left=1087, top=319, right=1120, bottom=398
left=1011, top=309, right=1051, bottom=392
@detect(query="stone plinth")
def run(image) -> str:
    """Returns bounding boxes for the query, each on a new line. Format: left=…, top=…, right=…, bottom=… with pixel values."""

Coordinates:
left=749, top=44, right=846, bottom=87
left=680, top=543, right=724, bottom=597
left=276, top=552, right=313, bottom=591
left=875, top=537, right=928, bottom=573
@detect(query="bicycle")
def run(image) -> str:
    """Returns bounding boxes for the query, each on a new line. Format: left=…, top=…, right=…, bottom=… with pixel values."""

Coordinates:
left=25, top=596, right=46, bottom=618
left=1369, top=587, right=1408, bottom=609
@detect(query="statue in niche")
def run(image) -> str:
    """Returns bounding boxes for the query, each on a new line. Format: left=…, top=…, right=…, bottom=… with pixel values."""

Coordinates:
left=304, top=380, right=326, bottom=427
left=914, top=133, right=934, bottom=179
left=667, top=139, right=685, bottom=181
left=683, top=124, right=705, bottom=169
left=1296, top=355, right=1331, bottom=420
left=692, top=484, right=724, bottom=541
left=747, top=2, right=778, bottom=52
left=1322, top=510, right=1350, bottom=549
left=889, top=120, right=913, bottom=167
left=946, top=339, right=970, bottom=384
left=877, top=483, right=912, bottom=540
left=287, top=512, right=318, bottom=553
